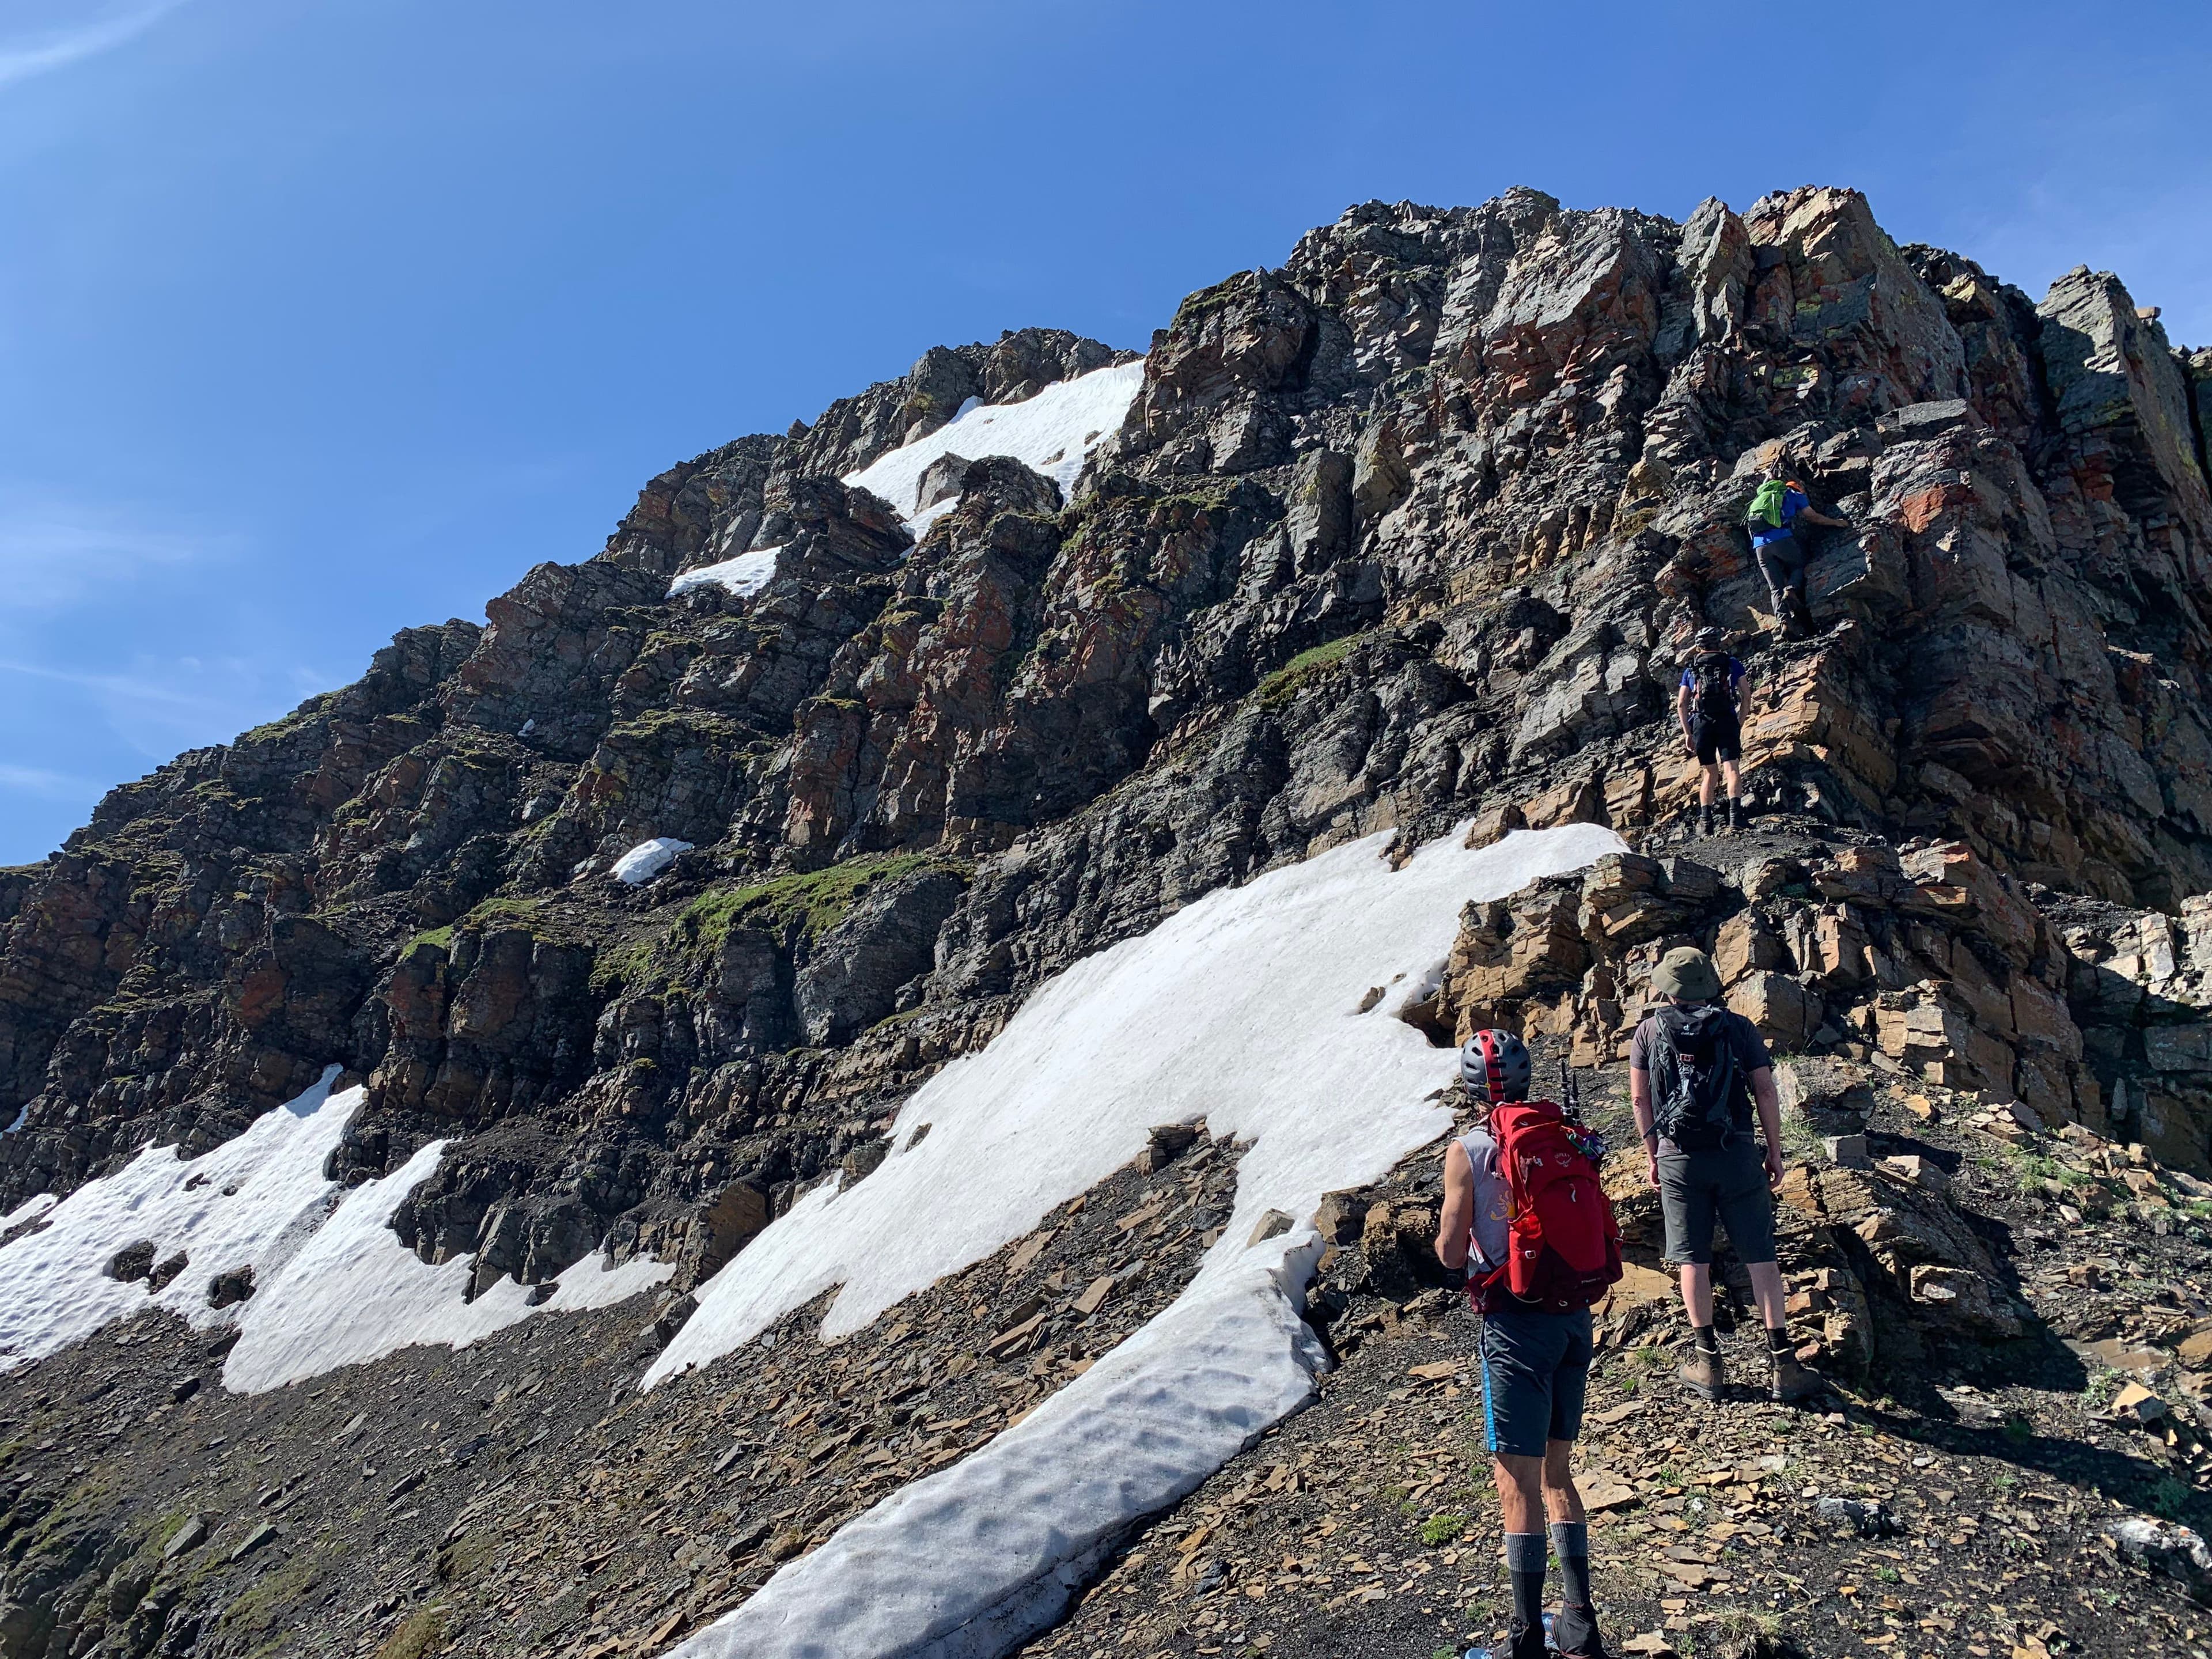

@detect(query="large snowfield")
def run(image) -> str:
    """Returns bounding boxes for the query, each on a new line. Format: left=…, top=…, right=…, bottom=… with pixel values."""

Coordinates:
left=653, top=821, right=1622, bottom=1659
left=0, top=1070, right=668, bottom=1392
left=843, top=360, right=1146, bottom=528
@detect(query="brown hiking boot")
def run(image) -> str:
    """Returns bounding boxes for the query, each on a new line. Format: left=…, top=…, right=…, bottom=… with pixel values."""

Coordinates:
left=1679, top=1344, right=1723, bottom=1400
left=1772, top=1349, right=1825, bottom=1404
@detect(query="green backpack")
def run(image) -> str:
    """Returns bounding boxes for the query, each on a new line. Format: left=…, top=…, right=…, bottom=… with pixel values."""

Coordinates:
left=1745, top=479, right=1791, bottom=529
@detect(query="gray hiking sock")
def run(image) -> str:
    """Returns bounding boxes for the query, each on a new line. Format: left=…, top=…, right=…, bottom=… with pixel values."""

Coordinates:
left=1550, top=1520, right=1591, bottom=1607
left=1504, top=1531, right=1547, bottom=1631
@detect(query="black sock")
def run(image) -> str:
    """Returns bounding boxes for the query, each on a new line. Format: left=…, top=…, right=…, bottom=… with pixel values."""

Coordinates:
left=1767, top=1325, right=1793, bottom=1354
left=1505, top=1531, right=1547, bottom=1632
left=1691, top=1323, right=1719, bottom=1353
left=1550, top=1520, right=1590, bottom=1605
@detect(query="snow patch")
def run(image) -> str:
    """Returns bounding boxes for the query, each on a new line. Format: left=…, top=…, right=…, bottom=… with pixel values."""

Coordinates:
left=668, top=545, right=782, bottom=600
left=842, top=361, right=1144, bottom=528
left=653, top=822, right=1622, bottom=1659
left=612, top=838, right=694, bottom=885
left=1, top=1192, right=55, bottom=1228
left=224, top=1138, right=671, bottom=1393
left=0, top=1069, right=671, bottom=1389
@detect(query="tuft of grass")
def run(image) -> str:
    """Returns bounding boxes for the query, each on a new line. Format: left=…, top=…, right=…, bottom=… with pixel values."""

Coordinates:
left=1778, top=1108, right=1825, bottom=1160
left=1255, top=631, right=1371, bottom=707
left=588, top=934, right=664, bottom=997
left=1709, top=1607, right=1783, bottom=1658
left=374, top=1605, right=448, bottom=1659
left=1419, top=1513, right=1467, bottom=1547
left=218, top=1551, right=323, bottom=1642
left=404, top=896, right=554, bottom=959
left=2153, top=1475, right=2193, bottom=1520
left=677, top=853, right=968, bottom=956
left=434, top=1529, right=498, bottom=1586
left=235, top=694, right=335, bottom=747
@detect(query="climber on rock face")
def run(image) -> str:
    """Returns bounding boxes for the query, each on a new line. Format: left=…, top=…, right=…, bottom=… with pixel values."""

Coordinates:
left=1743, top=477, right=1850, bottom=639
left=1630, top=948, right=1823, bottom=1407
left=1678, top=627, right=1747, bottom=838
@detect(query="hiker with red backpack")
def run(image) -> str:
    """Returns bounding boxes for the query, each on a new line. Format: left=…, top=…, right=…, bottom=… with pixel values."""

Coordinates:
left=1435, top=1029, right=1622, bottom=1659
left=1628, top=948, right=1821, bottom=1404
left=1677, top=626, right=1748, bottom=838
left=1743, top=477, right=1850, bottom=640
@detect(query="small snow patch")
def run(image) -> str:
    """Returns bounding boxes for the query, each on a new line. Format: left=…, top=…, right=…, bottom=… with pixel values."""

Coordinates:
left=224, top=1139, right=670, bottom=1393
left=668, top=546, right=781, bottom=600
left=843, top=361, right=1144, bottom=529
left=612, top=838, right=694, bottom=885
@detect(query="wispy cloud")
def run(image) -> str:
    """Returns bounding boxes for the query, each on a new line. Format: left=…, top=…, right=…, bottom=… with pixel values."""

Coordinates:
left=0, top=654, right=338, bottom=762
left=0, top=492, right=236, bottom=610
left=0, top=762, right=95, bottom=798
left=0, top=0, right=190, bottom=91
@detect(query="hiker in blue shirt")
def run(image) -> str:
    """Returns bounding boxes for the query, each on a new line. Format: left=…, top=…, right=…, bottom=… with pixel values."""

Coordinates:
left=1743, top=478, right=1849, bottom=640
left=1678, top=627, right=1747, bottom=836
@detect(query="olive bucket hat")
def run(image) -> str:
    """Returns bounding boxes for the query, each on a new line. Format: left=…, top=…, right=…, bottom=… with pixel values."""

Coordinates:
left=1652, top=945, right=1722, bottom=1002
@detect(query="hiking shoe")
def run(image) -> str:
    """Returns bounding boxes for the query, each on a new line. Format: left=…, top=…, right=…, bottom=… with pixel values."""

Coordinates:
left=1506, top=1620, right=1548, bottom=1659
left=1679, top=1344, right=1723, bottom=1400
left=1727, top=799, right=1745, bottom=832
left=1553, top=1604, right=1609, bottom=1658
left=1772, top=1350, right=1825, bottom=1404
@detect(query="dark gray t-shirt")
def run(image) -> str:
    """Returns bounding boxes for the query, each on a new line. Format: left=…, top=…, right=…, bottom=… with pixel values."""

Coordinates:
left=1630, top=1005, right=1772, bottom=1128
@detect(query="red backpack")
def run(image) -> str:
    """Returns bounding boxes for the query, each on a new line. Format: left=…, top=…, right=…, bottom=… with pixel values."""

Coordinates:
left=1468, top=1099, right=1624, bottom=1314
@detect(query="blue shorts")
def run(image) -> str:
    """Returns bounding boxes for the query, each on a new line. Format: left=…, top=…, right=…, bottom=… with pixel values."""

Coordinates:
left=1478, top=1304, right=1593, bottom=1457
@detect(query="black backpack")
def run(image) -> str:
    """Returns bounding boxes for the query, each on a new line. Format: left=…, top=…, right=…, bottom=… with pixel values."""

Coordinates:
left=1690, top=652, right=1737, bottom=724
left=1650, top=1005, right=1743, bottom=1150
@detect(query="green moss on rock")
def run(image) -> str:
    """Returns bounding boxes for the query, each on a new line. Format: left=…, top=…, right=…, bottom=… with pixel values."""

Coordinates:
left=678, top=852, right=969, bottom=956
left=1255, top=630, right=1370, bottom=707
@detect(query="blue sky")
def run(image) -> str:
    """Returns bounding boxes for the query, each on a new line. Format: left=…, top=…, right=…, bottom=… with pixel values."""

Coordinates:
left=2, top=0, right=2207, bottom=864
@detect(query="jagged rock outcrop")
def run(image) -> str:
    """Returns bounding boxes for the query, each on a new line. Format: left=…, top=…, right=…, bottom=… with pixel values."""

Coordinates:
left=4, top=181, right=2211, bottom=1309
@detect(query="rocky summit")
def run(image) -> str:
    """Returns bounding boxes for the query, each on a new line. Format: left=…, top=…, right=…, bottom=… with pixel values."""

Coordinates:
left=3, top=184, right=2212, bottom=1659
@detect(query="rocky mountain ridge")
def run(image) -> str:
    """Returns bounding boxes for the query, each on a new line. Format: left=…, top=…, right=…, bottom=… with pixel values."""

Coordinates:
left=3, top=182, right=2212, bottom=1658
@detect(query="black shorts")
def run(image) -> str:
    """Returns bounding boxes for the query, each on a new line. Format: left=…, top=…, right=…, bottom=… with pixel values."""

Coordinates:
left=1657, top=1137, right=1778, bottom=1266
left=1477, top=1304, right=1593, bottom=1456
left=1692, top=714, right=1741, bottom=764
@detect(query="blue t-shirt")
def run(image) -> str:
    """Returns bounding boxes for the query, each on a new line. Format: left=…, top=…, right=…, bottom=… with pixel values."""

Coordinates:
left=1680, top=656, right=1747, bottom=696
left=1751, top=488, right=1809, bottom=547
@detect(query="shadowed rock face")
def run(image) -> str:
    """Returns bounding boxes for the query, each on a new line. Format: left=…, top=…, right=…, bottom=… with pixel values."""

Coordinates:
left=4, top=184, right=2211, bottom=1280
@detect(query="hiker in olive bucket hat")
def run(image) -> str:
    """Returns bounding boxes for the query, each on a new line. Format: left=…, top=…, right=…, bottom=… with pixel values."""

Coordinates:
left=1627, top=947, right=1823, bottom=1404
